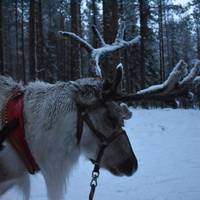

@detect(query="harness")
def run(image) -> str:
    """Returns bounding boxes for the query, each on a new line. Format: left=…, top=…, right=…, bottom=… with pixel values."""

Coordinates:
left=0, top=90, right=123, bottom=199
left=76, top=107, right=124, bottom=200
left=1, top=89, right=39, bottom=174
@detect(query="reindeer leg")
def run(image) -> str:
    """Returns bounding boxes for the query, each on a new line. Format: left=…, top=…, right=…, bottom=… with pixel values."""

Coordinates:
left=17, top=173, right=30, bottom=200
left=0, top=179, right=17, bottom=196
left=0, top=174, right=30, bottom=200
left=45, top=177, right=65, bottom=200
left=43, top=171, right=66, bottom=200
left=0, top=143, right=29, bottom=199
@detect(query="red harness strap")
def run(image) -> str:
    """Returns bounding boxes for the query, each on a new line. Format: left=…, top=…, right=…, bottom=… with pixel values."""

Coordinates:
left=2, top=90, right=39, bottom=174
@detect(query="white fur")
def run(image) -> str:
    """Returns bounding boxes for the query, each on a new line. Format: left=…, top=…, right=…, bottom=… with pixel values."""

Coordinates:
left=24, top=81, right=81, bottom=200
left=0, top=77, right=81, bottom=200
left=0, top=75, right=137, bottom=200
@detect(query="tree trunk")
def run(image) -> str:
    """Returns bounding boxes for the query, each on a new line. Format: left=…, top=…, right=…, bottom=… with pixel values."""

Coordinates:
left=158, top=0, right=165, bottom=82
left=57, top=12, right=66, bottom=81
left=102, top=0, right=119, bottom=80
left=21, top=0, right=26, bottom=82
left=197, top=24, right=200, bottom=59
left=138, top=0, right=146, bottom=89
left=35, top=0, right=44, bottom=80
left=15, top=0, right=19, bottom=78
left=0, top=0, right=4, bottom=74
left=170, top=22, right=176, bottom=69
left=103, top=0, right=118, bottom=44
left=29, top=0, right=36, bottom=81
left=91, top=0, right=98, bottom=48
left=163, top=2, right=170, bottom=76
left=70, top=0, right=81, bottom=80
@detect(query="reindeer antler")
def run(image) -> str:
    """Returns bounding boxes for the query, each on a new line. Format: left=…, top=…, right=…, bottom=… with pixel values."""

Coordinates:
left=58, top=19, right=140, bottom=77
left=58, top=20, right=200, bottom=106
left=115, top=60, right=200, bottom=104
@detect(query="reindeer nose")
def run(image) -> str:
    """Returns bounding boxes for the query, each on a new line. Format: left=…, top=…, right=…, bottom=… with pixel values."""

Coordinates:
left=120, top=156, right=138, bottom=176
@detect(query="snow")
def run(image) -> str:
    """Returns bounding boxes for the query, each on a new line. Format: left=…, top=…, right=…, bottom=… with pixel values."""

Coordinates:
left=2, top=108, right=200, bottom=200
left=173, top=0, right=189, bottom=6
left=194, top=76, right=200, bottom=82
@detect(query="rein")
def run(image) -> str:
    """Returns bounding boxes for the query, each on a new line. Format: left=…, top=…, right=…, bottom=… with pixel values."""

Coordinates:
left=76, top=107, right=123, bottom=200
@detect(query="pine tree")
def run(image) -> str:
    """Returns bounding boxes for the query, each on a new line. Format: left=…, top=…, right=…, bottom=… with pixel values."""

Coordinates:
left=192, top=0, right=200, bottom=59
left=119, top=0, right=139, bottom=93
left=70, top=0, right=81, bottom=80
left=35, top=0, right=45, bottom=80
left=102, top=0, right=119, bottom=79
left=138, top=0, right=148, bottom=88
left=15, top=0, right=19, bottom=78
left=0, top=0, right=4, bottom=74
left=29, top=0, right=36, bottom=80
left=158, top=0, right=165, bottom=82
left=21, top=0, right=25, bottom=82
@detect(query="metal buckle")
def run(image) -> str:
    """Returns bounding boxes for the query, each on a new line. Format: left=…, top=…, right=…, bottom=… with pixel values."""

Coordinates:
left=90, top=170, right=99, bottom=187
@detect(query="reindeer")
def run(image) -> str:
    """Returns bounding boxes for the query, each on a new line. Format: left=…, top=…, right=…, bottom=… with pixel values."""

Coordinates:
left=0, top=20, right=199, bottom=200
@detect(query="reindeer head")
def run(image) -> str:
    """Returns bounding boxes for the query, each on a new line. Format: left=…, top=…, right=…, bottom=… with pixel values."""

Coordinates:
left=58, top=21, right=141, bottom=176
left=72, top=66, right=138, bottom=176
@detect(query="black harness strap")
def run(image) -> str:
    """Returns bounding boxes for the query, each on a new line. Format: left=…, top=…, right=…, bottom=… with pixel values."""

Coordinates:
left=89, top=144, right=107, bottom=200
left=82, top=112, right=122, bottom=145
left=89, top=183, right=96, bottom=200
left=75, top=108, right=124, bottom=200
left=76, top=107, right=84, bottom=145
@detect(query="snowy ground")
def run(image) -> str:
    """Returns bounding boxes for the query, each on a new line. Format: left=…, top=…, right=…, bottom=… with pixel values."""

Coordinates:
left=2, top=108, right=200, bottom=200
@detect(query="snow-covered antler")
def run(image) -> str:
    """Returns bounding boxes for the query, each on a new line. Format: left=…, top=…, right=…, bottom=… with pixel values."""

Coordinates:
left=58, top=20, right=140, bottom=77
left=112, top=60, right=200, bottom=104
left=58, top=20, right=199, bottom=105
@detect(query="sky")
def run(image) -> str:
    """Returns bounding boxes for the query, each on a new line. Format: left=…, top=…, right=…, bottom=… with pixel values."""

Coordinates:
left=173, top=0, right=189, bottom=5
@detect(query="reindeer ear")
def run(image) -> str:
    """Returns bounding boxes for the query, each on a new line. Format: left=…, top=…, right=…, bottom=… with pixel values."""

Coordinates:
left=102, top=64, right=123, bottom=99
left=120, top=103, right=132, bottom=120
left=110, top=63, right=123, bottom=92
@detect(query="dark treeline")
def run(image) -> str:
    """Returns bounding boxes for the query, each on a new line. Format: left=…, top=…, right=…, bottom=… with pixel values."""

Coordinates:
left=0, top=0, right=200, bottom=106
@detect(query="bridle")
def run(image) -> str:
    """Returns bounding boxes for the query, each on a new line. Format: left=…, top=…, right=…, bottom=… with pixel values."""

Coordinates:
left=76, top=106, right=125, bottom=200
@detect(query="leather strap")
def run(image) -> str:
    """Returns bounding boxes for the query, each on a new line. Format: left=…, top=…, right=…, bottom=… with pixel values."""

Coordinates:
left=2, top=90, right=39, bottom=174
left=76, top=107, right=84, bottom=145
left=81, top=112, right=122, bottom=145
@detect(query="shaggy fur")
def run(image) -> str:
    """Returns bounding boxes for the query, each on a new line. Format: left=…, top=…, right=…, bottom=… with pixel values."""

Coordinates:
left=0, top=76, right=137, bottom=200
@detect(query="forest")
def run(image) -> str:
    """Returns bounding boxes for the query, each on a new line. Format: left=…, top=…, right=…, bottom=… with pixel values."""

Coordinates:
left=1, top=2, right=200, bottom=200
left=0, top=0, right=200, bottom=106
